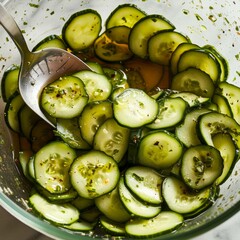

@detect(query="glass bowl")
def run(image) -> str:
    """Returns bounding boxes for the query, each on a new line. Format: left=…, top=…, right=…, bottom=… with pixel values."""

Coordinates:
left=0, top=0, right=240, bottom=239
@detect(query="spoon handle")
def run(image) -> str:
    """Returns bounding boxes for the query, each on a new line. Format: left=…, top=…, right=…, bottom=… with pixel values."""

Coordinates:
left=0, top=4, right=30, bottom=56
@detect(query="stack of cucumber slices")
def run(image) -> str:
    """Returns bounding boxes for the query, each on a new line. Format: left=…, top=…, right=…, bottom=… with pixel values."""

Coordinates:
left=1, top=3, right=240, bottom=238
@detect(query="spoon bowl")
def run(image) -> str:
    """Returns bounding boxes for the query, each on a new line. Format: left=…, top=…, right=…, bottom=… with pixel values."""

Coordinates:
left=0, top=4, right=90, bottom=126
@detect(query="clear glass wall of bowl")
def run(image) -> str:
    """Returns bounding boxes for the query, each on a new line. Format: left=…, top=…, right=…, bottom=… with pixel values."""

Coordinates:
left=0, top=0, right=240, bottom=239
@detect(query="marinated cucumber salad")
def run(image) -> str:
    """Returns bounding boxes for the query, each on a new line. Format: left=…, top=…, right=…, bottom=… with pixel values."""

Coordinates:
left=2, top=3, right=240, bottom=238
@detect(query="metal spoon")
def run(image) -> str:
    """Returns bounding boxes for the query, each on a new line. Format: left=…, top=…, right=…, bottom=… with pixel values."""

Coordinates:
left=0, top=4, right=90, bottom=127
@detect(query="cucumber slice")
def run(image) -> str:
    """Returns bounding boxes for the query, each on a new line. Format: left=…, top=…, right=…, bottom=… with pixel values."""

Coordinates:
left=212, top=94, right=233, bottom=117
left=103, top=68, right=128, bottom=90
left=32, top=34, right=66, bottom=51
left=85, top=61, right=104, bottom=74
left=62, top=220, right=94, bottom=231
left=181, top=145, right=223, bottom=190
left=4, top=92, right=25, bottom=133
left=34, top=141, right=77, bottom=194
left=137, top=131, right=183, bottom=170
left=169, top=91, right=210, bottom=107
left=204, top=45, right=229, bottom=82
left=70, top=150, right=120, bottom=199
left=1, top=64, right=20, bottom=102
left=175, top=108, right=211, bottom=147
left=148, top=30, right=189, bottom=65
left=35, top=185, right=78, bottom=203
left=213, top=133, right=238, bottom=185
left=124, top=166, right=164, bottom=205
left=93, top=118, right=130, bottom=163
left=95, top=186, right=131, bottom=222
left=198, top=111, right=240, bottom=150
left=18, top=105, right=41, bottom=139
left=125, top=211, right=183, bottom=237
left=113, top=88, right=159, bottom=128
left=62, top=9, right=101, bottom=51
left=110, top=87, right=124, bottom=101
left=30, top=119, right=55, bottom=153
left=29, top=193, right=79, bottom=225
left=41, top=75, right=88, bottom=118
left=170, top=42, right=200, bottom=75
left=94, top=26, right=133, bottom=62
left=206, top=102, right=218, bottom=111
left=217, top=82, right=240, bottom=125
left=99, top=215, right=126, bottom=235
left=177, top=48, right=221, bottom=83
left=28, top=156, right=36, bottom=181
left=19, top=150, right=33, bottom=179
left=54, top=118, right=90, bottom=150
left=146, top=97, right=188, bottom=130
left=80, top=206, right=101, bottom=223
left=103, top=68, right=129, bottom=99
left=171, top=68, right=215, bottom=98
left=106, top=4, right=146, bottom=29
left=78, top=101, right=113, bottom=145
left=129, top=14, right=175, bottom=59
left=73, top=70, right=112, bottom=102
left=118, top=177, right=161, bottom=218
left=162, top=176, right=214, bottom=215
left=71, top=196, right=95, bottom=211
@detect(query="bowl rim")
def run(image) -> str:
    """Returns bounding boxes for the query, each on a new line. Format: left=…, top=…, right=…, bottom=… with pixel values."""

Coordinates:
left=1, top=191, right=240, bottom=239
